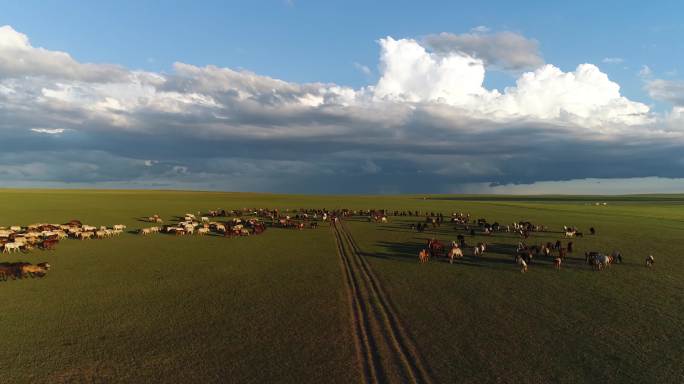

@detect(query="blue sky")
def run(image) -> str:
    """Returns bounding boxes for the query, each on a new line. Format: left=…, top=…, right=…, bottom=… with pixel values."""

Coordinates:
left=1, top=1, right=683, bottom=193
left=3, top=1, right=682, bottom=101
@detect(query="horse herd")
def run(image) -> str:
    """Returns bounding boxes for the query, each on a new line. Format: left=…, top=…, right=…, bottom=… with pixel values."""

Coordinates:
left=0, top=220, right=126, bottom=254
left=1, top=207, right=658, bottom=283
left=139, top=213, right=267, bottom=237
left=414, top=212, right=656, bottom=272
left=136, top=208, right=330, bottom=238
left=0, top=219, right=128, bottom=281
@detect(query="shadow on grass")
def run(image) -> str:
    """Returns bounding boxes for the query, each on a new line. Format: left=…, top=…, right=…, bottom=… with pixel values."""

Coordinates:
left=364, top=239, right=518, bottom=271
left=365, top=237, right=616, bottom=272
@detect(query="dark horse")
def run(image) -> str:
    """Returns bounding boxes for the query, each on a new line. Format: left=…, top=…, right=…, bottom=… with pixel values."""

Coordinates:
left=427, top=239, right=445, bottom=258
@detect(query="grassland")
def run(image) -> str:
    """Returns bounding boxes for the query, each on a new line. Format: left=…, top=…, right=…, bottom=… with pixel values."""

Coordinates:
left=0, top=189, right=682, bottom=383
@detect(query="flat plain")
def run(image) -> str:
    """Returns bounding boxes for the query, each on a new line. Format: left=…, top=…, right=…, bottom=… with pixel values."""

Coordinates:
left=1, top=189, right=682, bottom=383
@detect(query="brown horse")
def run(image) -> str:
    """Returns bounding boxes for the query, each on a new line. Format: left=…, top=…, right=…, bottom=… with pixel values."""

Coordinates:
left=41, top=239, right=59, bottom=250
left=418, top=249, right=429, bottom=264
left=427, top=239, right=445, bottom=258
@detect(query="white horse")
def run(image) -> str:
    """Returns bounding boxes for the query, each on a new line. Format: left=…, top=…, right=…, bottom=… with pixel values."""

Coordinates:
left=197, top=228, right=210, bottom=235
left=448, top=247, right=464, bottom=264
left=3, top=242, right=21, bottom=253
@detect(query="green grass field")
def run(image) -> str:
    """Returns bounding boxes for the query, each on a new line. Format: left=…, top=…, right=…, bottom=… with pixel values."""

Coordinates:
left=0, top=189, right=682, bottom=383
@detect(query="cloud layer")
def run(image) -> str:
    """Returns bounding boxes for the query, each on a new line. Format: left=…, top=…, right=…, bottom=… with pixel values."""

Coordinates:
left=424, top=30, right=544, bottom=71
left=646, top=78, right=684, bottom=106
left=0, top=25, right=683, bottom=193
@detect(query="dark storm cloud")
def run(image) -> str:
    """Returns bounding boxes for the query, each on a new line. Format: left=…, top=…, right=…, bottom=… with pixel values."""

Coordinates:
left=3, top=113, right=683, bottom=194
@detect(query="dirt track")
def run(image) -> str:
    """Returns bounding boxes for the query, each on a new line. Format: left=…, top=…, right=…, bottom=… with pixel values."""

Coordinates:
left=332, top=220, right=433, bottom=384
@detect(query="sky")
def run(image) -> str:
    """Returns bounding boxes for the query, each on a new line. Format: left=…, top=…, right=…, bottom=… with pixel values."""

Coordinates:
left=1, top=0, right=683, bottom=194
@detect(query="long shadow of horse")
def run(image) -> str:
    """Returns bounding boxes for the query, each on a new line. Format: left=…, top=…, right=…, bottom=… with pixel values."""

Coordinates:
left=375, top=228, right=416, bottom=234
left=364, top=240, right=428, bottom=263
left=367, top=238, right=516, bottom=267
left=485, top=242, right=518, bottom=255
left=365, top=237, right=603, bottom=272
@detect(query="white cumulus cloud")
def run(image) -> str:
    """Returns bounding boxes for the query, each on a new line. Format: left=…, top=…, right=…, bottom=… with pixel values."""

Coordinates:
left=373, top=37, right=497, bottom=107
left=492, top=63, right=651, bottom=126
left=372, top=37, right=650, bottom=127
left=0, top=25, right=127, bottom=82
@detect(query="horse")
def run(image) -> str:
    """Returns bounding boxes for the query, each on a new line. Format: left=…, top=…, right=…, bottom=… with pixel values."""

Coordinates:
left=427, top=239, right=445, bottom=258
left=597, top=254, right=611, bottom=270
left=19, top=263, right=50, bottom=278
left=2, top=242, right=21, bottom=253
left=516, top=255, right=528, bottom=273
left=40, top=239, right=58, bottom=250
left=473, top=242, right=486, bottom=257
left=558, top=248, right=567, bottom=261
left=611, top=250, right=622, bottom=264
left=645, top=255, right=655, bottom=267
left=0, top=263, right=20, bottom=280
left=588, top=254, right=610, bottom=271
left=456, top=234, right=465, bottom=248
left=448, top=246, right=463, bottom=264
left=517, top=250, right=533, bottom=265
left=418, top=249, right=429, bottom=264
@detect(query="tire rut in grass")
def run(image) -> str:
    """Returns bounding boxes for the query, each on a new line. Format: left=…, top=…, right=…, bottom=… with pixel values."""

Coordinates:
left=333, top=221, right=382, bottom=383
left=332, top=221, right=433, bottom=384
